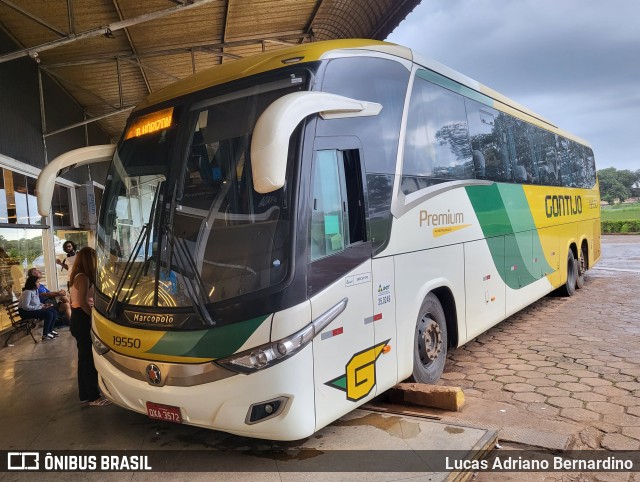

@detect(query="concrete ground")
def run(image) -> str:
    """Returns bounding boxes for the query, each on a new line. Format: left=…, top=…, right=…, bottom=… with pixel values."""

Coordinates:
left=1, top=235, right=637, bottom=481
left=376, top=235, right=640, bottom=481
left=0, top=304, right=495, bottom=479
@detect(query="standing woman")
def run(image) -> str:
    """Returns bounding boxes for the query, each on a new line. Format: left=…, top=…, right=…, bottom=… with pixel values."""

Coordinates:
left=69, top=247, right=111, bottom=406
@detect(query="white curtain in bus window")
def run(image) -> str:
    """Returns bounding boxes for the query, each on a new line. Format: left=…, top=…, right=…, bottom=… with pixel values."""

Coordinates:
left=311, top=150, right=348, bottom=261
left=402, top=71, right=473, bottom=194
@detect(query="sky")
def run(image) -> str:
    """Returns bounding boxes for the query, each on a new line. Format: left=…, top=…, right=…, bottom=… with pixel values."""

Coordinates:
left=386, top=0, right=640, bottom=172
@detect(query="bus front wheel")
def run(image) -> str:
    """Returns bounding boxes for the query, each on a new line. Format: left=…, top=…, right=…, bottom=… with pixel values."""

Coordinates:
left=560, top=249, right=578, bottom=296
left=412, top=293, right=448, bottom=384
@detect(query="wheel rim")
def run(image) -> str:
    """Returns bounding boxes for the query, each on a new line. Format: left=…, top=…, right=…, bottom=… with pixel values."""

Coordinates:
left=417, top=314, right=442, bottom=365
left=579, top=250, right=586, bottom=275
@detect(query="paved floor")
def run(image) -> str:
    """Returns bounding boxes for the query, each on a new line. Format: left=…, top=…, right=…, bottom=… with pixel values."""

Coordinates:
left=1, top=235, right=637, bottom=481
left=375, top=235, right=640, bottom=481
left=0, top=306, right=495, bottom=480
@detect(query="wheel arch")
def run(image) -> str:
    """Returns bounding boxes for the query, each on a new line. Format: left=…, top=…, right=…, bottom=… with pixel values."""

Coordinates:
left=568, top=240, right=578, bottom=260
left=430, top=286, right=459, bottom=349
left=580, top=237, right=590, bottom=269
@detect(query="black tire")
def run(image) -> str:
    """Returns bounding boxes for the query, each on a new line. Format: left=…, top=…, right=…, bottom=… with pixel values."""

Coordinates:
left=576, top=245, right=587, bottom=289
left=560, top=249, right=578, bottom=297
left=412, top=293, right=447, bottom=384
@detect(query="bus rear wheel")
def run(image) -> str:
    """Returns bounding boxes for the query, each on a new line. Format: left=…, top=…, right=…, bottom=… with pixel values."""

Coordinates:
left=560, top=249, right=578, bottom=296
left=576, top=246, right=587, bottom=289
left=412, top=293, right=447, bottom=384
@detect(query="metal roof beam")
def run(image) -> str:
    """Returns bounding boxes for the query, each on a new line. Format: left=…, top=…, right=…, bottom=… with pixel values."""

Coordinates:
left=304, top=0, right=325, bottom=39
left=112, top=0, right=152, bottom=94
left=0, top=0, right=68, bottom=37
left=66, top=0, right=75, bottom=34
left=220, top=0, right=230, bottom=64
left=119, top=56, right=180, bottom=82
left=0, top=0, right=221, bottom=64
left=44, top=106, right=135, bottom=138
left=41, top=66, right=131, bottom=113
left=45, top=32, right=310, bottom=68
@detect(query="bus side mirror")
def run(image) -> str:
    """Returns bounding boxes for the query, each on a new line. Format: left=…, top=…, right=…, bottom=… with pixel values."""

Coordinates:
left=250, top=91, right=382, bottom=194
left=36, top=144, right=116, bottom=216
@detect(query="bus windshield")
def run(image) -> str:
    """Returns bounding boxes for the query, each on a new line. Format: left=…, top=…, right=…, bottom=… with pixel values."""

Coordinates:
left=97, top=74, right=306, bottom=317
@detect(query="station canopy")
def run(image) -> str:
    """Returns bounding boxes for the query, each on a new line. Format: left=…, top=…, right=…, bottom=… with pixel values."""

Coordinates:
left=0, top=0, right=421, bottom=140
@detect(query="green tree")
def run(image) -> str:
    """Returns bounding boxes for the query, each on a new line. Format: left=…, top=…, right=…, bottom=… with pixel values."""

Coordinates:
left=598, top=167, right=632, bottom=204
left=616, top=169, right=638, bottom=190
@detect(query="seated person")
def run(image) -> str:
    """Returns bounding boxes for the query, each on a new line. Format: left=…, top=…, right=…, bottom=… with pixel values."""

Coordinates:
left=19, top=275, right=59, bottom=340
left=27, top=268, right=71, bottom=323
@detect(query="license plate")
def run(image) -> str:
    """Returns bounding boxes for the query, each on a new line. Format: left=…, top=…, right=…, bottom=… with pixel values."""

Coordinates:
left=146, top=401, right=182, bottom=423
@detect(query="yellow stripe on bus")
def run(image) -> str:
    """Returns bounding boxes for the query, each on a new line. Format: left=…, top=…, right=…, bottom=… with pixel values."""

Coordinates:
left=92, top=310, right=214, bottom=364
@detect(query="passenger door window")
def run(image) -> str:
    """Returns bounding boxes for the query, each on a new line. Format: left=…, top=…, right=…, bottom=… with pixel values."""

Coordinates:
left=310, top=149, right=366, bottom=262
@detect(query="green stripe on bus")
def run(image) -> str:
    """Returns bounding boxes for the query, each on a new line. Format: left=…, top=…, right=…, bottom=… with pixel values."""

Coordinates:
left=146, top=315, right=269, bottom=359
left=465, top=184, right=551, bottom=289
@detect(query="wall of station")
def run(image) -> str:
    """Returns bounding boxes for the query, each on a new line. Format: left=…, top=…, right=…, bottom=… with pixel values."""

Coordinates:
left=0, top=30, right=112, bottom=336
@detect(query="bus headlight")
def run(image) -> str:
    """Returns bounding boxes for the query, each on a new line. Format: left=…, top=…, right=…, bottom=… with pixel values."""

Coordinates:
left=91, top=330, right=110, bottom=355
left=217, top=324, right=314, bottom=373
left=216, top=298, right=347, bottom=374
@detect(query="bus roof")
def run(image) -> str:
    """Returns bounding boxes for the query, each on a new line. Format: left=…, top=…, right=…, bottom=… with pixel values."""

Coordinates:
left=134, top=39, right=589, bottom=148
left=135, top=39, right=411, bottom=111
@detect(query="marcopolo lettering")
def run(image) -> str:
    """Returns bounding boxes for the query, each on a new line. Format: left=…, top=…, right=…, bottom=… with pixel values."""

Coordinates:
left=544, top=195, right=582, bottom=218
left=132, top=313, right=175, bottom=325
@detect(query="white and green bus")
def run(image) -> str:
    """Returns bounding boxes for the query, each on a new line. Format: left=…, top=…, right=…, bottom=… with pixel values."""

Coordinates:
left=38, top=39, right=600, bottom=440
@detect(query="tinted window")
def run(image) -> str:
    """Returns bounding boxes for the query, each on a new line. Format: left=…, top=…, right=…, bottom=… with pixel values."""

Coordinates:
left=466, top=99, right=511, bottom=182
left=317, top=57, right=410, bottom=174
left=511, top=119, right=540, bottom=184
left=529, top=129, right=560, bottom=186
left=583, top=147, right=596, bottom=187
left=559, top=138, right=587, bottom=187
left=401, top=71, right=473, bottom=194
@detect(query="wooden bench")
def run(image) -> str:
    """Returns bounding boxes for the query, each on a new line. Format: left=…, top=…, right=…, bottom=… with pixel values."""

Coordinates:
left=3, top=300, right=39, bottom=346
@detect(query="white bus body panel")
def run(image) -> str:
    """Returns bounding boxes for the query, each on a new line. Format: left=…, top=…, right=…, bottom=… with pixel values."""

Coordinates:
left=311, top=260, right=375, bottom=432
left=464, top=238, right=506, bottom=341
left=370, top=256, right=399, bottom=394
left=393, top=243, right=466, bottom=381
left=95, top=344, right=316, bottom=441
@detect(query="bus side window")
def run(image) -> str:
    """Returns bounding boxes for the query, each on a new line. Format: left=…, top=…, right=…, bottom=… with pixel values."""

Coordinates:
left=310, top=149, right=366, bottom=262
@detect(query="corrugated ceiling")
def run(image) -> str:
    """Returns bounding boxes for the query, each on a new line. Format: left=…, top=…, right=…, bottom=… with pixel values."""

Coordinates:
left=0, top=0, right=421, bottom=141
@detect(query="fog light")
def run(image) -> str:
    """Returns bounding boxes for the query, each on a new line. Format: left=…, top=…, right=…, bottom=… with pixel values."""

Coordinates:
left=90, top=330, right=110, bottom=355
left=245, top=397, right=288, bottom=424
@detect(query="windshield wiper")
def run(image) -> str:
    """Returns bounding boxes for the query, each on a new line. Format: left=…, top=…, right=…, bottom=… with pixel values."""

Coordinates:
left=106, top=181, right=162, bottom=317
left=163, top=226, right=216, bottom=327
left=106, top=221, right=150, bottom=317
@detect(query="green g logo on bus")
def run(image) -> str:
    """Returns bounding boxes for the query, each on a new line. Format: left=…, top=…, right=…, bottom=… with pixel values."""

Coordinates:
left=325, top=340, right=390, bottom=402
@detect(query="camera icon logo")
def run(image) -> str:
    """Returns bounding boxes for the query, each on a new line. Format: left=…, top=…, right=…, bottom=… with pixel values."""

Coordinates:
left=7, top=452, right=39, bottom=470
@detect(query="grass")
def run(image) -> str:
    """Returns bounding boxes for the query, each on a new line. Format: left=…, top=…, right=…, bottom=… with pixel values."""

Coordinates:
left=601, top=202, right=640, bottom=221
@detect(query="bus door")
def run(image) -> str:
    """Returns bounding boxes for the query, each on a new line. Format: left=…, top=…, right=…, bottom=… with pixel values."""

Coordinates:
left=308, top=145, right=377, bottom=430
